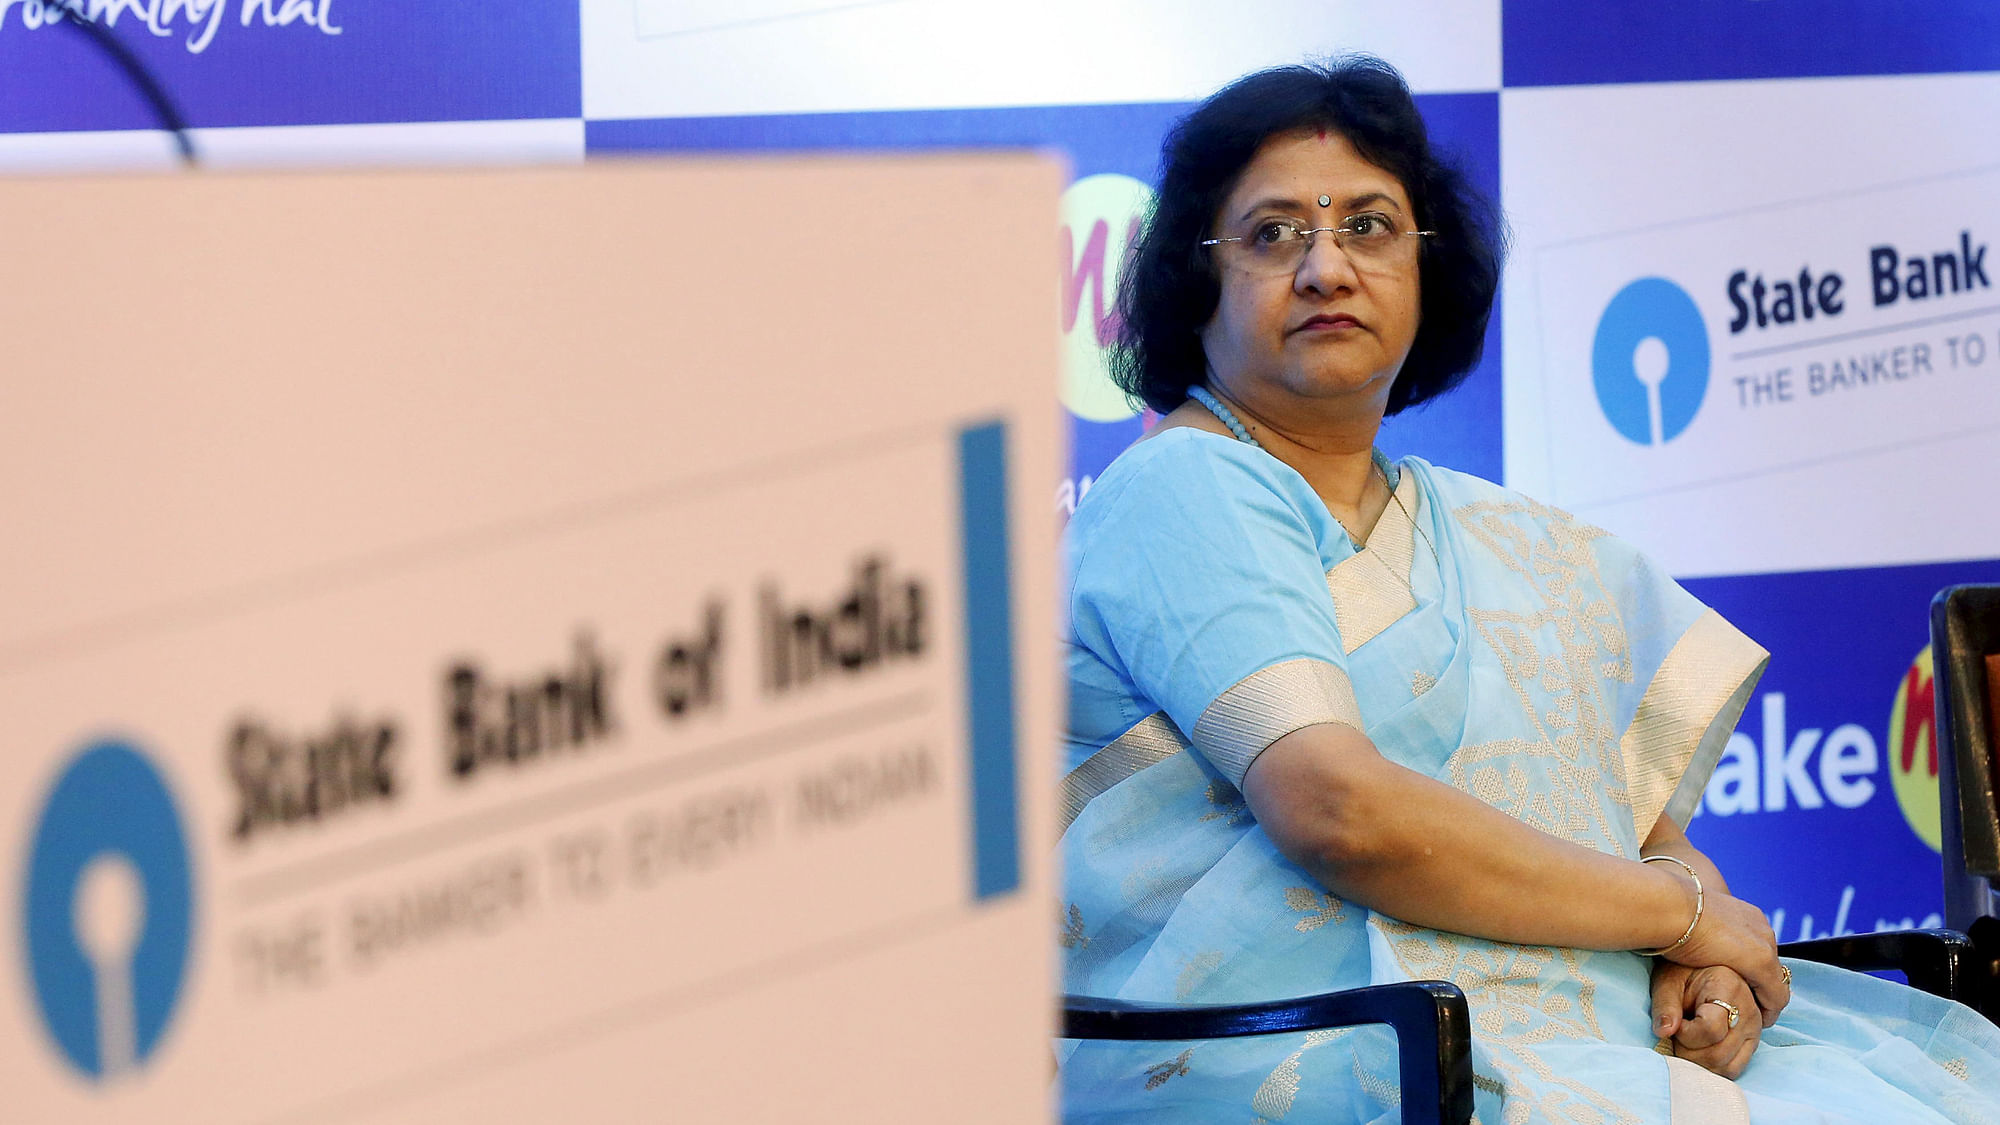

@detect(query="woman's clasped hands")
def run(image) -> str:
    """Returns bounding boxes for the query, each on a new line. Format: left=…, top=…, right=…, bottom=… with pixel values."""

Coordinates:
left=1660, top=881, right=1792, bottom=1025
left=1647, top=870, right=1792, bottom=1078
left=1651, top=961, right=1764, bottom=1079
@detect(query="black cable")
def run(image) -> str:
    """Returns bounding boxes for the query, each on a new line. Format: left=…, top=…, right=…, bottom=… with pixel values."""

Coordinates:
left=55, top=6, right=197, bottom=166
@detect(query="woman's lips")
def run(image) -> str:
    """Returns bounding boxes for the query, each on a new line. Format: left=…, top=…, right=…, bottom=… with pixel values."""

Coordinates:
left=1292, top=313, right=1362, bottom=333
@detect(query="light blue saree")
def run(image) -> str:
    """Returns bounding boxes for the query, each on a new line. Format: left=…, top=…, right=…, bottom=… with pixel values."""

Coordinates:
left=1059, top=429, right=2000, bottom=1124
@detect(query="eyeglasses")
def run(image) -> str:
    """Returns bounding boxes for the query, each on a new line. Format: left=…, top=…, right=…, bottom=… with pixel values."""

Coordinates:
left=1199, top=212, right=1435, bottom=277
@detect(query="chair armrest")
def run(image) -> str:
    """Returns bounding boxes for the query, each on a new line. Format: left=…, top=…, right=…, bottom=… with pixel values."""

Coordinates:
left=1061, top=981, right=1473, bottom=1125
left=1968, top=917, right=2000, bottom=1022
left=1779, top=927, right=1974, bottom=1003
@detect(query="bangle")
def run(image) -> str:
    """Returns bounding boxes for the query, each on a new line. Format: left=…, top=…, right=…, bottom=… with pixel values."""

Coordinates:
left=1637, top=854, right=1703, bottom=957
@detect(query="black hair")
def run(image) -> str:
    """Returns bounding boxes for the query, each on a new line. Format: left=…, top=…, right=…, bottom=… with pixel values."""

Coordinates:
left=1110, top=56, right=1504, bottom=416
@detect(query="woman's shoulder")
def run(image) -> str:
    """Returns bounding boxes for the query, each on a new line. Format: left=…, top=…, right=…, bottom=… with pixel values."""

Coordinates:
left=1072, top=427, right=1322, bottom=532
left=1064, top=429, right=1340, bottom=588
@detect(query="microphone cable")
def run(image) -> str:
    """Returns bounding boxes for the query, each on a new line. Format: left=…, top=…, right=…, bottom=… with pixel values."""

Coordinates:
left=52, top=4, right=197, bottom=166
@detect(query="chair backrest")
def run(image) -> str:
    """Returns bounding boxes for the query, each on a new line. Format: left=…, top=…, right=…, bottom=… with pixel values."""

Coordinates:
left=1932, top=585, right=2000, bottom=931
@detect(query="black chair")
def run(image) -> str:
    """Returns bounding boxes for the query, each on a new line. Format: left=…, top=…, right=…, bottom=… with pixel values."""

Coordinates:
left=1062, top=930, right=1976, bottom=1125
left=1932, top=584, right=2000, bottom=1020
left=1063, top=592, right=2000, bottom=1121
left=1781, top=928, right=1978, bottom=1003
left=1062, top=981, right=1473, bottom=1125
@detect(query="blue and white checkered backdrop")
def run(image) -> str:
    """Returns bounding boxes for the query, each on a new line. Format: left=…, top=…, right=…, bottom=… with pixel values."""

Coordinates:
left=9, top=0, right=1997, bottom=941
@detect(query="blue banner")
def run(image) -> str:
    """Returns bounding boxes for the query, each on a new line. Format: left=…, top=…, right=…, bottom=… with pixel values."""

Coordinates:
left=1682, top=556, right=2000, bottom=942
left=0, top=2, right=579, bottom=132
left=1505, top=0, right=2000, bottom=86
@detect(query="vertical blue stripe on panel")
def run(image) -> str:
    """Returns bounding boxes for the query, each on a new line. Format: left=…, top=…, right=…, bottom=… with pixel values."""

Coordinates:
left=958, top=421, right=1020, bottom=901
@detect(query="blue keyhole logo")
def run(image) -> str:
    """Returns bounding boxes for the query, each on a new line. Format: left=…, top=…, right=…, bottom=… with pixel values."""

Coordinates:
left=1591, top=278, right=1710, bottom=445
left=21, top=739, right=194, bottom=1081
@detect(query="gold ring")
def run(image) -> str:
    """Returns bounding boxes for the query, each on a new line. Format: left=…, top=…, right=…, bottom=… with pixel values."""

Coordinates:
left=1705, top=999, right=1742, bottom=1029
left=1780, top=964, right=1793, bottom=988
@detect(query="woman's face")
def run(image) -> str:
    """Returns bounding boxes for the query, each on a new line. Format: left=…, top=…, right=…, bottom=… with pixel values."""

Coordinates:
left=1198, top=129, right=1422, bottom=418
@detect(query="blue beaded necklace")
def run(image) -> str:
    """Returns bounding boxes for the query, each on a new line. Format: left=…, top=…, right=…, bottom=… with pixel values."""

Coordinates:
left=1186, top=384, right=1261, bottom=447
left=1186, top=384, right=1399, bottom=485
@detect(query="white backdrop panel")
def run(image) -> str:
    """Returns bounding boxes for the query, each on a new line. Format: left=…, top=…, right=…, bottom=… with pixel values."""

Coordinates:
left=1503, top=73, right=2000, bottom=577
left=0, top=120, right=584, bottom=175
left=582, top=0, right=1500, bottom=120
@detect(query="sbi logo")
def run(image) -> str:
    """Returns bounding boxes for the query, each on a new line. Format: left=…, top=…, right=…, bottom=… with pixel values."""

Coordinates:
left=21, top=739, right=194, bottom=1082
left=1591, top=278, right=1711, bottom=445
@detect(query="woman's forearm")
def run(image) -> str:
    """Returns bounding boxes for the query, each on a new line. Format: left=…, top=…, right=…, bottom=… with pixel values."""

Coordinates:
left=1243, top=722, right=1698, bottom=952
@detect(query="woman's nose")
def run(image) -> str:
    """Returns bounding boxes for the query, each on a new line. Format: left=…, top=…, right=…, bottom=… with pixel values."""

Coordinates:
left=1294, top=231, right=1359, bottom=294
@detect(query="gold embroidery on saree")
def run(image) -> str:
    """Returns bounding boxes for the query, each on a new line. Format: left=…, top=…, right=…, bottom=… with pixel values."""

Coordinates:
left=1060, top=902, right=1089, bottom=949
left=1451, top=736, right=1624, bottom=852
left=1355, top=1053, right=1402, bottom=1107
left=1448, top=496, right=1646, bottom=858
left=1143, top=1048, right=1193, bottom=1090
left=1372, top=915, right=1637, bottom=1125
left=1284, top=887, right=1346, bottom=932
left=1175, top=951, right=1224, bottom=1000
left=1250, top=1028, right=1351, bottom=1122
left=1484, top=1050, right=1642, bottom=1125
left=1199, top=780, right=1252, bottom=826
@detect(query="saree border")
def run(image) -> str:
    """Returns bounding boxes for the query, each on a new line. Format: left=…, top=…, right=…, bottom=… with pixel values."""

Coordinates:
left=1325, top=471, right=1422, bottom=652
left=1664, top=1055, right=1751, bottom=1125
left=1058, top=712, right=1188, bottom=837
left=1192, top=657, right=1365, bottom=787
left=1620, top=610, right=1771, bottom=836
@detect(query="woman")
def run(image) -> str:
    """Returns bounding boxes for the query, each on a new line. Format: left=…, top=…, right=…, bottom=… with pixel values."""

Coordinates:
left=1058, top=58, right=2000, bottom=1123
